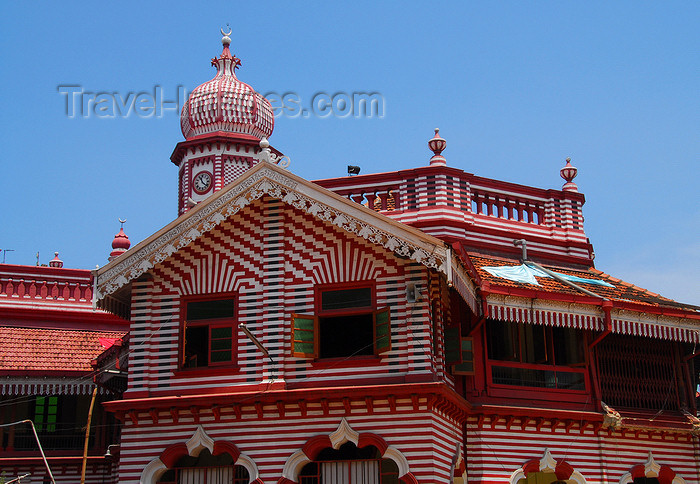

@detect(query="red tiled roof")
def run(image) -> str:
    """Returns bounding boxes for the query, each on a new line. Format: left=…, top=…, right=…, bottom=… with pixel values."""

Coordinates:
left=0, top=327, right=127, bottom=372
left=468, top=253, right=693, bottom=310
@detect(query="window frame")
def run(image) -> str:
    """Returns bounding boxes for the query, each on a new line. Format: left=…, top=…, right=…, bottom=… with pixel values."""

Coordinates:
left=485, top=319, right=590, bottom=401
left=291, top=282, right=391, bottom=360
left=180, top=292, right=238, bottom=370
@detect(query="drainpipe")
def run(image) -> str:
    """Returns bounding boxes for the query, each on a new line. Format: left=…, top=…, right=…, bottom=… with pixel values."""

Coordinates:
left=468, top=288, right=490, bottom=337
left=590, top=300, right=613, bottom=349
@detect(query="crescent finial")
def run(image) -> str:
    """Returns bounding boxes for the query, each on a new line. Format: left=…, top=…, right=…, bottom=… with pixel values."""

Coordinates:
left=221, top=25, right=232, bottom=37
left=119, top=218, right=127, bottom=226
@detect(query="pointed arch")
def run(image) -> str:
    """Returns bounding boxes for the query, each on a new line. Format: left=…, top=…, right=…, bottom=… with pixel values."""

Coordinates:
left=140, top=425, right=259, bottom=484
left=619, top=452, right=687, bottom=484
left=280, top=418, right=416, bottom=484
left=510, top=448, right=587, bottom=484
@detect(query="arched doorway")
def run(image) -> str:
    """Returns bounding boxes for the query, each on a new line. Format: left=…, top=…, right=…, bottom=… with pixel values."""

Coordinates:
left=510, top=449, right=587, bottom=484
left=141, top=426, right=261, bottom=484
left=280, top=418, right=416, bottom=484
left=298, top=441, right=399, bottom=484
left=619, top=453, right=687, bottom=484
left=156, top=448, right=250, bottom=484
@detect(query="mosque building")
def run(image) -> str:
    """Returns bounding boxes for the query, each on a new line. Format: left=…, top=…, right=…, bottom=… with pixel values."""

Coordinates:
left=1, top=30, right=698, bottom=484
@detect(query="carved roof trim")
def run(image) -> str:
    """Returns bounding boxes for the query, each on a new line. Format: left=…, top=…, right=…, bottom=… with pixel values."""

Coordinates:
left=95, top=162, right=451, bottom=299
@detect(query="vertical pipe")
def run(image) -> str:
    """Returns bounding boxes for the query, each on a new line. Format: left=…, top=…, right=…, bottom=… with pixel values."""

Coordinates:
left=81, top=387, right=98, bottom=484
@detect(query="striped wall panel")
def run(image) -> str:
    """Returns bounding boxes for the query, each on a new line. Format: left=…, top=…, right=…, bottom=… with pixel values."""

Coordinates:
left=467, top=417, right=699, bottom=484
left=117, top=397, right=463, bottom=484
left=125, top=197, right=443, bottom=395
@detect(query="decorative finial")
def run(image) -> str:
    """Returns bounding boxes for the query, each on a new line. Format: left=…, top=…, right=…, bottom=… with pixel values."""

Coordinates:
left=49, top=251, right=63, bottom=268
left=109, top=220, right=131, bottom=262
left=560, top=157, right=578, bottom=192
left=212, top=25, right=241, bottom=72
left=259, top=137, right=291, bottom=168
left=428, top=128, right=447, bottom=166
left=221, top=24, right=232, bottom=46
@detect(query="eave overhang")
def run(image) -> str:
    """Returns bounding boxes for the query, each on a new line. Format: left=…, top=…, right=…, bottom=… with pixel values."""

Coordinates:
left=103, top=382, right=470, bottom=421
left=482, top=283, right=700, bottom=343
left=95, top=161, right=479, bottom=313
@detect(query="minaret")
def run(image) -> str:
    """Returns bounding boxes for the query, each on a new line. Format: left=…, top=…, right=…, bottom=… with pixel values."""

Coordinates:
left=171, top=29, right=279, bottom=216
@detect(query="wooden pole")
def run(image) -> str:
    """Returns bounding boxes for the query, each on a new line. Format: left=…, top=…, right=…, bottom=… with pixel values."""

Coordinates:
left=81, top=387, right=98, bottom=484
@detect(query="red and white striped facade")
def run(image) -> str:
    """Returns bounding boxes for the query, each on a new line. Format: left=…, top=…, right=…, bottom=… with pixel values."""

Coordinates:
left=97, top=164, right=473, bottom=483
left=92, top=34, right=700, bottom=484
left=467, top=418, right=699, bottom=484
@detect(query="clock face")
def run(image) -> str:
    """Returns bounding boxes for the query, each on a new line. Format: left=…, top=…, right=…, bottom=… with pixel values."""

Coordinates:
left=193, top=171, right=212, bottom=194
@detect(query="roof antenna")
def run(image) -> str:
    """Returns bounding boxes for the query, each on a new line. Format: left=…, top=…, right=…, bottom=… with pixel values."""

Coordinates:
left=1, top=249, right=15, bottom=264
left=513, top=239, right=527, bottom=262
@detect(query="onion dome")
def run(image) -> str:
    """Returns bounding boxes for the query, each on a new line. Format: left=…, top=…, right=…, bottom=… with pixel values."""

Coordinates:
left=428, top=128, right=447, bottom=166
left=180, top=30, right=275, bottom=141
left=109, top=220, right=131, bottom=262
left=560, top=157, right=578, bottom=192
left=49, top=252, right=63, bottom=268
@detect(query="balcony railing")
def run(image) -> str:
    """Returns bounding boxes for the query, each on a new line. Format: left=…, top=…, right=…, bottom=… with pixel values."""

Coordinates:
left=316, top=169, right=586, bottom=235
left=3, top=428, right=96, bottom=452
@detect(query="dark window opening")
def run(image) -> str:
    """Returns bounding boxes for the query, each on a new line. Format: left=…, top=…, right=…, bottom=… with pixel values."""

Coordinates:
left=320, top=313, right=374, bottom=358
left=322, top=287, right=372, bottom=311
left=183, top=296, right=236, bottom=368
left=633, top=478, right=660, bottom=484
left=487, top=319, right=586, bottom=390
left=187, top=299, right=234, bottom=320
left=292, top=286, right=390, bottom=359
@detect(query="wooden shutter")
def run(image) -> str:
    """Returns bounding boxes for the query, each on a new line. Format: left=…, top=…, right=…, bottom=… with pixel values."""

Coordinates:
left=453, top=337, right=475, bottom=375
left=373, top=307, right=391, bottom=355
left=444, top=326, right=462, bottom=366
left=292, top=314, right=318, bottom=358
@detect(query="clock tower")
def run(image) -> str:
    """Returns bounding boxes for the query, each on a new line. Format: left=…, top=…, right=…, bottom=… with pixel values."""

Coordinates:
left=170, top=29, right=279, bottom=216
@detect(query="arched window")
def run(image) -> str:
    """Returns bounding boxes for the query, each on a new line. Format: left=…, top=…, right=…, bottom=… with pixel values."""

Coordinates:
left=156, top=448, right=249, bottom=484
left=516, top=471, right=577, bottom=484
left=299, top=442, right=399, bottom=484
left=619, top=453, right=687, bottom=484
left=632, top=479, right=660, bottom=484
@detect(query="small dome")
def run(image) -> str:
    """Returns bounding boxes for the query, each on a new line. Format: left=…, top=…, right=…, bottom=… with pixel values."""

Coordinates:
left=49, top=252, right=63, bottom=268
left=180, top=33, right=275, bottom=141
left=109, top=221, right=131, bottom=262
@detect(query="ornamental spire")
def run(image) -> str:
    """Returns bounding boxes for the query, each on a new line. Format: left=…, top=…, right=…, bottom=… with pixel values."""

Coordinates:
left=428, top=128, right=447, bottom=166
left=49, top=252, right=63, bottom=268
left=109, top=219, right=131, bottom=262
left=560, top=157, right=578, bottom=192
left=211, top=25, right=241, bottom=76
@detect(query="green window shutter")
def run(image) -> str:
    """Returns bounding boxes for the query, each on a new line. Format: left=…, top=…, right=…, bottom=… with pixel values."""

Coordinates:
left=373, top=307, right=391, bottom=355
left=444, top=326, right=462, bottom=366
left=292, top=314, right=318, bottom=358
left=453, top=337, right=475, bottom=375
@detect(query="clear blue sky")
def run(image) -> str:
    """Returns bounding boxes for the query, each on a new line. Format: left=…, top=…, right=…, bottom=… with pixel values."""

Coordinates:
left=1, top=1, right=698, bottom=304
